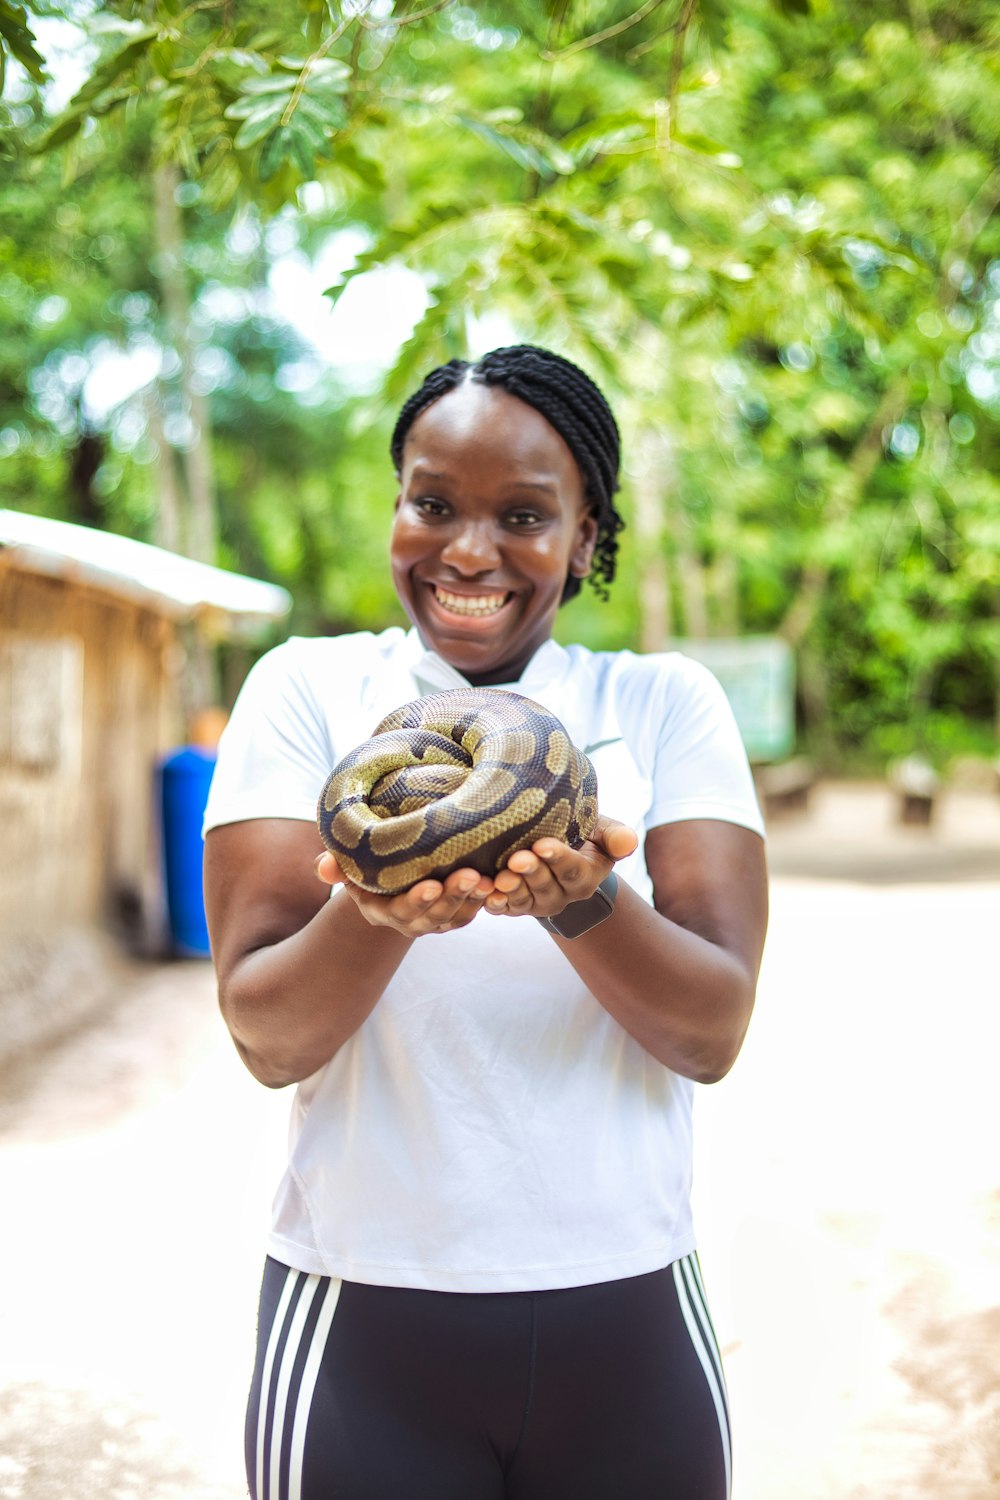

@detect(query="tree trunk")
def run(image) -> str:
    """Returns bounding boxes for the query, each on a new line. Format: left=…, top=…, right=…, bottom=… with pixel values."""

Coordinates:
left=712, top=549, right=739, bottom=638
left=151, top=160, right=218, bottom=567
left=778, top=379, right=908, bottom=650
left=150, top=159, right=219, bottom=713
left=632, top=425, right=674, bottom=652
left=147, top=386, right=183, bottom=555
left=678, top=537, right=708, bottom=640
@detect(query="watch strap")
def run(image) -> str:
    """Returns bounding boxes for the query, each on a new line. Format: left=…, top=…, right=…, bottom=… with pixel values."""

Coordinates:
left=536, top=871, right=619, bottom=940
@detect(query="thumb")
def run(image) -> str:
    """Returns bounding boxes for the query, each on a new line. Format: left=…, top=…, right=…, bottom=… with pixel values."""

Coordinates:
left=314, top=851, right=346, bottom=886
left=592, top=816, right=639, bottom=862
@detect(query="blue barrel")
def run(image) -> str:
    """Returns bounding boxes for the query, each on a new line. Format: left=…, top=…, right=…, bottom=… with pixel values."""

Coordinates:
left=160, top=746, right=217, bottom=957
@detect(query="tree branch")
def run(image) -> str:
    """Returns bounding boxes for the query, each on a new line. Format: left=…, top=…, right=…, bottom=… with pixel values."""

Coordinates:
left=540, top=0, right=673, bottom=61
left=364, top=0, right=456, bottom=29
left=663, top=0, right=697, bottom=142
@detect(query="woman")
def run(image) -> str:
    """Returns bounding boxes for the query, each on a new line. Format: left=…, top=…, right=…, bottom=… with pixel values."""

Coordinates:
left=203, top=344, right=768, bottom=1500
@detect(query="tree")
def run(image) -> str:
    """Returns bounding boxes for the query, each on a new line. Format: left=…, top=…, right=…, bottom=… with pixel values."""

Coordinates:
left=3, top=0, right=998, bottom=763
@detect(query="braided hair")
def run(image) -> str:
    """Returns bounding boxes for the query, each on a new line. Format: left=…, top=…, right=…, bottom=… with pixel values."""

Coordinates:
left=390, top=345, right=625, bottom=602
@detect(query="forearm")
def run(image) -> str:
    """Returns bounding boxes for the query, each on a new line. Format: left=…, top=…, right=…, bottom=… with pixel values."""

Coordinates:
left=219, top=889, right=413, bottom=1087
left=547, top=880, right=758, bottom=1083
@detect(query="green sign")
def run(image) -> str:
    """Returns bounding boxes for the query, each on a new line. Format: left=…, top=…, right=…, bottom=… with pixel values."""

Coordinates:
left=674, top=636, right=795, bottom=763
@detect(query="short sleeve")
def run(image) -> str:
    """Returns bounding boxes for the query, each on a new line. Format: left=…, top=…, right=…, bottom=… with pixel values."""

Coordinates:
left=642, top=655, right=765, bottom=837
left=202, top=639, right=335, bottom=835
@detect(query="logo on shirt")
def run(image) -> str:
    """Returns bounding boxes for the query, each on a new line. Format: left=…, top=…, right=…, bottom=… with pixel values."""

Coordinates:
left=583, top=737, right=623, bottom=757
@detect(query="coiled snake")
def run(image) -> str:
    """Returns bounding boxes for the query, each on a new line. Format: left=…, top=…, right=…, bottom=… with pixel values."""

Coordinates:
left=317, top=688, right=599, bottom=894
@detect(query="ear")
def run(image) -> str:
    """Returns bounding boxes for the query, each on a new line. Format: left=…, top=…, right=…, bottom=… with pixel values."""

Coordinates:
left=570, top=510, right=598, bottom=578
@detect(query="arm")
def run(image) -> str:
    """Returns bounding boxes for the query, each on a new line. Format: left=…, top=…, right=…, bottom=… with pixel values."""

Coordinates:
left=488, top=818, right=768, bottom=1083
left=204, top=818, right=495, bottom=1088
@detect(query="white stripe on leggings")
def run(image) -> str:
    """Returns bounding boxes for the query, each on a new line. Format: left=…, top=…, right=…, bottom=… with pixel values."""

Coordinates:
left=256, top=1266, right=300, bottom=1500
left=287, top=1276, right=342, bottom=1500
left=679, top=1255, right=729, bottom=1420
left=269, top=1274, right=322, bottom=1500
left=672, top=1255, right=732, bottom=1500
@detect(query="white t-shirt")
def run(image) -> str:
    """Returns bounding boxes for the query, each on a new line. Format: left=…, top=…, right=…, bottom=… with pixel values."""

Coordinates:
left=203, top=627, right=764, bottom=1292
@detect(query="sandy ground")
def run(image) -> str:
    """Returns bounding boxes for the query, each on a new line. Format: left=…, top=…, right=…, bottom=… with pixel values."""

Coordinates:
left=0, top=781, right=998, bottom=1499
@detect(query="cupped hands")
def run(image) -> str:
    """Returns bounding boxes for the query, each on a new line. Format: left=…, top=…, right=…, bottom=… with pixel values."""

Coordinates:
left=314, top=815, right=638, bottom=936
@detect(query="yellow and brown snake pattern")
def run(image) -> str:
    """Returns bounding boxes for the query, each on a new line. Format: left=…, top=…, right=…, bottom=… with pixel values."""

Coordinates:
left=316, top=688, right=599, bottom=894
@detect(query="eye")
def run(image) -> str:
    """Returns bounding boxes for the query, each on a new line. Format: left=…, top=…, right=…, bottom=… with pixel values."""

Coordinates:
left=505, top=507, right=547, bottom=528
left=411, top=495, right=450, bottom=518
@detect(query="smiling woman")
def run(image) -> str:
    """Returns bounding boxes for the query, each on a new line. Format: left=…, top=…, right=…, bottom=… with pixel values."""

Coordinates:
left=390, top=378, right=596, bottom=683
left=201, top=343, right=768, bottom=1500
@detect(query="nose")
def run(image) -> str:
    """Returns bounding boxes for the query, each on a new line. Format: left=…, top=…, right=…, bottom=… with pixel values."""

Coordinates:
left=439, top=518, right=502, bottom=576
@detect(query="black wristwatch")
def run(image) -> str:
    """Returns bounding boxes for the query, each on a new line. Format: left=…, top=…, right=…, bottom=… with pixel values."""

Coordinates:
left=536, top=871, right=619, bottom=940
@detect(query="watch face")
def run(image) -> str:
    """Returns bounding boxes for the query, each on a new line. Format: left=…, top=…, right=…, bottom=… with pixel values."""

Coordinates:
left=543, top=873, right=617, bottom=939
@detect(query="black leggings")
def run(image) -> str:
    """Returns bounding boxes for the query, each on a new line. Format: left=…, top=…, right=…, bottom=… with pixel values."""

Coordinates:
left=246, top=1255, right=731, bottom=1500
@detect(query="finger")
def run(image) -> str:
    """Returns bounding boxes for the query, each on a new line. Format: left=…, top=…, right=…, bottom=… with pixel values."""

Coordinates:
left=414, top=870, right=489, bottom=928
left=531, top=840, right=594, bottom=898
left=505, top=851, right=559, bottom=902
left=442, top=868, right=493, bottom=902
left=314, top=851, right=345, bottom=885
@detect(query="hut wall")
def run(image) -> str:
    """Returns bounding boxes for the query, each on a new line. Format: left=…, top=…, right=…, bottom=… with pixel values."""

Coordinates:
left=0, top=562, right=183, bottom=942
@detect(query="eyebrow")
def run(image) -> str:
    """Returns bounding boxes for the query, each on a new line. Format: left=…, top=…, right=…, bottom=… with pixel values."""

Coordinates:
left=408, top=467, right=559, bottom=497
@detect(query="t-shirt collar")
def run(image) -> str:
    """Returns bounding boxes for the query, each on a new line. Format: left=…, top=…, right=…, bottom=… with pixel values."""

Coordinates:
left=404, top=628, right=570, bottom=699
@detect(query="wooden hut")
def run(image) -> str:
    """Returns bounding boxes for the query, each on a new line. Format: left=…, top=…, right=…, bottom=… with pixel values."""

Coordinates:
left=0, top=509, right=290, bottom=1060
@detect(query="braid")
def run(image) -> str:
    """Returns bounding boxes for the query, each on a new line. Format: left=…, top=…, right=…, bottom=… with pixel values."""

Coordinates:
left=390, top=345, right=625, bottom=602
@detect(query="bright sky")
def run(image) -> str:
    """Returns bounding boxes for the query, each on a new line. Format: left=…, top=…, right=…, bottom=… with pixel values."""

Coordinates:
left=22, top=19, right=464, bottom=420
left=266, top=231, right=431, bottom=381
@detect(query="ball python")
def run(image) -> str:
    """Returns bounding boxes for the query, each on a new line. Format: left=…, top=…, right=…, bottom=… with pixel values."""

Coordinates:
left=316, top=688, right=599, bottom=894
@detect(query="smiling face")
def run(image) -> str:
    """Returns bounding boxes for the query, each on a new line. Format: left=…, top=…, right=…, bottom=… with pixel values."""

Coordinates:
left=390, top=380, right=598, bottom=685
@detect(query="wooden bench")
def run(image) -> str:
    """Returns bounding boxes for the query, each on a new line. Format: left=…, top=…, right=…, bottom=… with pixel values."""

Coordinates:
left=889, top=755, right=940, bottom=827
left=755, top=757, right=817, bottom=818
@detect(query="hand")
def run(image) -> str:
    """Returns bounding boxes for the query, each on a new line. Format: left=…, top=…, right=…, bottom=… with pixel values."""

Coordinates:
left=314, top=852, right=495, bottom=936
left=483, top=816, right=639, bottom=919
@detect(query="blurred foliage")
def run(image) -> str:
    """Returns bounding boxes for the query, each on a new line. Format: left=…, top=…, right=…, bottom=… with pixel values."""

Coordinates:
left=1, top=0, right=998, bottom=766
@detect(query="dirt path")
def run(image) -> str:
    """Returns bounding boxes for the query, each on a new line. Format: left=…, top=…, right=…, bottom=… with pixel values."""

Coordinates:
left=1, top=783, right=998, bottom=1499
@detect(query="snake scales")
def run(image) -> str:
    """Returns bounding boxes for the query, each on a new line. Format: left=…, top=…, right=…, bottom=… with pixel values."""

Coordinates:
left=316, top=688, right=599, bottom=894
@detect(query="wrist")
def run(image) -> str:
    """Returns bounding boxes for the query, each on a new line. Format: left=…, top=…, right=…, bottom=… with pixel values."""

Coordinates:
left=536, top=871, right=619, bottom=940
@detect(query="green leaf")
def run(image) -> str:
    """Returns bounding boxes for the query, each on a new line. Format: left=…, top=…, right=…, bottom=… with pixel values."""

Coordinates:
left=301, top=56, right=351, bottom=87
left=0, top=1, right=46, bottom=84
left=287, top=124, right=315, bottom=179
left=259, top=125, right=289, bottom=181
left=287, top=108, right=330, bottom=154
left=329, top=138, right=385, bottom=190
left=233, top=100, right=285, bottom=149
left=31, top=110, right=84, bottom=152
left=90, top=85, right=135, bottom=119
left=457, top=114, right=551, bottom=177
left=237, top=74, right=298, bottom=97
left=223, top=49, right=271, bottom=74
left=66, top=27, right=160, bottom=111
left=226, top=92, right=287, bottom=121
left=293, top=93, right=347, bottom=130
left=671, top=129, right=742, bottom=167
left=560, top=110, right=651, bottom=165
left=276, top=55, right=349, bottom=82
left=86, top=14, right=155, bottom=37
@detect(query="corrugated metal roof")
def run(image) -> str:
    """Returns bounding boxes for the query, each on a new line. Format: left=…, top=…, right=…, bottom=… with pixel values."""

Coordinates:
left=0, top=508, right=292, bottom=637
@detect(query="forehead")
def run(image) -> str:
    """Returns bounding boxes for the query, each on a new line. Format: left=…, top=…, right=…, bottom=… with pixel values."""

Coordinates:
left=402, top=381, right=580, bottom=484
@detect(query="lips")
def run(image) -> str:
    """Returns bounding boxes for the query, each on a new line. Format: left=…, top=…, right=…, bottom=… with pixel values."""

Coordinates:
left=432, top=585, right=511, bottom=617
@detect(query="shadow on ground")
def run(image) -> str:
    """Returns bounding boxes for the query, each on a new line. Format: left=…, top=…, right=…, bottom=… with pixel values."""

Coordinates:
left=0, top=1385, right=240, bottom=1500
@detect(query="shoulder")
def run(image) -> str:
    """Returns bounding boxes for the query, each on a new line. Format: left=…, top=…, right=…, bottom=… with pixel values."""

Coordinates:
left=562, top=643, right=727, bottom=720
left=240, top=628, right=409, bottom=695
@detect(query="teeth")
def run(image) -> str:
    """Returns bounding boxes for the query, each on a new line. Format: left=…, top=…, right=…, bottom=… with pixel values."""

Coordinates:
left=434, top=587, right=508, bottom=616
